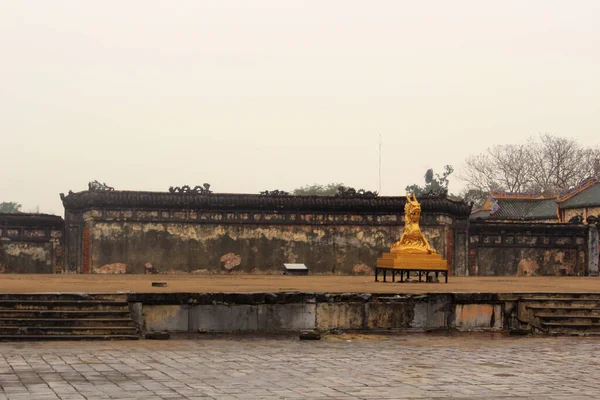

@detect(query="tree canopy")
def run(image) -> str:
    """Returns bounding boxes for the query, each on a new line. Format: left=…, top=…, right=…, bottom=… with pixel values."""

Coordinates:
left=0, top=202, right=22, bottom=213
left=405, top=165, right=454, bottom=197
left=292, top=183, right=344, bottom=196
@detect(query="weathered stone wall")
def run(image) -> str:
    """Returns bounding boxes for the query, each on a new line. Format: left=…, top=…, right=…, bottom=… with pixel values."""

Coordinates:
left=588, top=224, right=599, bottom=276
left=87, top=218, right=450, bottom=275
left=61, top=190, right=471, bottom=275
left=0, top=214, right=64, bottom=273
left=468, top=222, right=590, bottom=276
left=127, top=292, right=505, bottom=333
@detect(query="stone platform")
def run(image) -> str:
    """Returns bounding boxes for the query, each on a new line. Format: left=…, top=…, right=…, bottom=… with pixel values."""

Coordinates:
left=0, top=275, right=600, bottom=337
left=0, top=274, right=599, bottom=294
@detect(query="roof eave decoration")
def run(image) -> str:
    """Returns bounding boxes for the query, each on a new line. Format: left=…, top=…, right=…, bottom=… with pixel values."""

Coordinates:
left=557, top=178, right=598, bottom=203
left=490, top=189, right=559, bottom=200
left=489, top=197, right=500, bottom=215
left=487, top=216, right=559, bottom=222
left=59, top=190, right=473, bottom=216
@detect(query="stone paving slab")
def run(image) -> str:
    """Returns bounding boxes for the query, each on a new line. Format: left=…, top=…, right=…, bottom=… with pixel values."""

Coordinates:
left=0, top=333, right=598, bottom=399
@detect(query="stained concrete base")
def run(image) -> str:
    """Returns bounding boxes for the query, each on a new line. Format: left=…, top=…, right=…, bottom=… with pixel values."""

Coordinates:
left=134, top=292, right=508, bottom=333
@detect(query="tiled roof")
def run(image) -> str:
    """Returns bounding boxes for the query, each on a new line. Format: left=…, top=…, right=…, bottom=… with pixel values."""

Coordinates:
left=560, top=182, right=600, bottom=209
left=469, top=209, right=491, bottom=221
left=0, top=213, right=64, bottom=228
left=488, top=198, right=558, bottom=220
left=60, top=190, right=473, bottom=216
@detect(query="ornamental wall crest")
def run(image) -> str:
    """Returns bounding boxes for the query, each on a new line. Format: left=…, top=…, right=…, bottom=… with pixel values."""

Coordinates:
left=88, top=180, right=114, bottom=192
left=260, top=190, right=289, bottom=196
left=168, top=183, right=212, bottom=194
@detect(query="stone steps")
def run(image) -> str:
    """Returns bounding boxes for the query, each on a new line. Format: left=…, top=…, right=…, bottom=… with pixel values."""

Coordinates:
left=520, top=297, right=600, bottom=302
left=527, top=306, right=600, bottom=315
left=541, top=322, right=600, bottom=328
left=0, top=300, right=130, bottom=311
left=0, top=318, right=136, bottom=327
left=0, top=310, right=133, bottom=318
left=0, top=335, right=139, bottom=341
left=518, top=295, right=600, bottom=336
left=0, top=294, right=139, bottom=341
left=541, top=322, right=600, bottom=336
left=0, top=326, right=137, bottom=336
left=534, top=314, right=600, bottom=324
left=0, top=294, right=124, bottom=300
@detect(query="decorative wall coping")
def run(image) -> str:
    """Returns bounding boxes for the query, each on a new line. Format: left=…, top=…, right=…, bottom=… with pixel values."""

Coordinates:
left=0, top=213, right=64, bottom=229
left=76, top=208, right=454, bottom=227
left=469, top=221, right=588, bottom=235
left=60, top=190, right=472, bottom=217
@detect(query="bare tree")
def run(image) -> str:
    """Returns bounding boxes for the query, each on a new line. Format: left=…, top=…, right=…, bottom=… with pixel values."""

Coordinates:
left=488, top=144, right=536, bottom=192
left=528, top=134, right=600, bottom=193
left=461, top=144, right=534, bottom=193
left=460, top=134, right=599, bottom=195
left=461, top=155, right=497, bottom=192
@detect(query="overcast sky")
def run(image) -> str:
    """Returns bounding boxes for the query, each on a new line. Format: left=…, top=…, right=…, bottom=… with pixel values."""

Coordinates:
left=1, top=1, right=599, bottom=215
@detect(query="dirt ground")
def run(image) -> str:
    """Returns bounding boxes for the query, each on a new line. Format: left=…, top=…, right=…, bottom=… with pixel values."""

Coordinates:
left=0, top=274, right=599, bottom=294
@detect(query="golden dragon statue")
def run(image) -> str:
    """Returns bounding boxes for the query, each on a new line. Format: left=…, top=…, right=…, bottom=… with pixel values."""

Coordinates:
left=390, top=193, right=437, bottom=254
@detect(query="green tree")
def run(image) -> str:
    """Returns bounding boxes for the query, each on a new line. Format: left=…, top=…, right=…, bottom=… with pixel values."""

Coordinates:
left=405, top=166, right=454, bottom=197
left=0, top=202, right=22, bottom=213
left=458, top=188, right=488, bottom=208
left=292, top=183, right=344, bottom=196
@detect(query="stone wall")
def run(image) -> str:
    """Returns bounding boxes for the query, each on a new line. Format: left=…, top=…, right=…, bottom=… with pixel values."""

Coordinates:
left=588, top=224, right=599, bottom=276
left=0, top=213, right=64, bottom=273
left=127, top=292, right=505, bottom=333
left=468, top=222, right=592, bottom=276
left=87, top=217, right=448, bottom=275
left=61, top=190, right=471, bottom=275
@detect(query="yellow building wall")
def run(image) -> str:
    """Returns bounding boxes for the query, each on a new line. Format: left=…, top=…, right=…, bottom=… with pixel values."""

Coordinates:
left=561, top=207, right=600, bottom=223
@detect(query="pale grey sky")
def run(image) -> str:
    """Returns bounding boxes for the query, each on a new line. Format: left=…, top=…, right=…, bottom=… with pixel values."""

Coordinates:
left=1, top=1, right=599, bottom=215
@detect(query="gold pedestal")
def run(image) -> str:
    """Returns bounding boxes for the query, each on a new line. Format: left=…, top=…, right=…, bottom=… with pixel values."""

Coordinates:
left=374, top=192, right=449, bottom=282
left=376, top=252, right=447, bottom=271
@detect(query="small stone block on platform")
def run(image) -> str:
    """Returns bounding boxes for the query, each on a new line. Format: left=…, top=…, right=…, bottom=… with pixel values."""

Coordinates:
left=282, top=263, right=309, bottom=276
left=145, top=332, right=170, bottom=340
left=299, top=330, right=321, bottom=340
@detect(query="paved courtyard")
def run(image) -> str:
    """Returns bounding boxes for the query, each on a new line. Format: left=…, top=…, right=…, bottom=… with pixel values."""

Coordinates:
left=0, top=333, right=598, bottom=399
